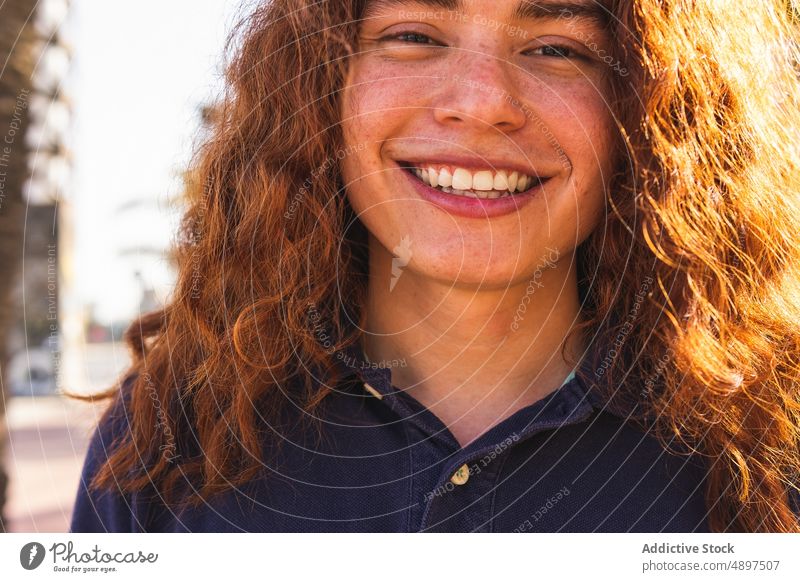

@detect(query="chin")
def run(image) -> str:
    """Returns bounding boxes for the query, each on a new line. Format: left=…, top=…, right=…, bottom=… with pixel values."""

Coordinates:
left=413, top=252, right=541, bottom=289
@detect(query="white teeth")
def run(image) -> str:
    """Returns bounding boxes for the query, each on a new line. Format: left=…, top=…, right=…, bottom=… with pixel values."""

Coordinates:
left=451, top=168, right=472, bottom=190
left=472, top=170, right=494, bottom=191
left=493, top=170, right=508, bottom=191
left=521, top=175, right=537, bottom=191
left=427, top=167, right=439, bottom=187
left=439, top=186, right=513, bottom=199
left=409, top=164, right=544, bottom=197
left=438, top=168, right=452, bottom=187
left=507, top=171, right=519, bottom=192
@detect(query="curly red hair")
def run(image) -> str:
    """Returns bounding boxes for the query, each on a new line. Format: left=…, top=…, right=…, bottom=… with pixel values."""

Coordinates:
left=71, top=0, right=800, bottom=532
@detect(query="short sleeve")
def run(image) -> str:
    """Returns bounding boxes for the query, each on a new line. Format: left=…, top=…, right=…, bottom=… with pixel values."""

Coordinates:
left=69, top=375, right=144, bottom=532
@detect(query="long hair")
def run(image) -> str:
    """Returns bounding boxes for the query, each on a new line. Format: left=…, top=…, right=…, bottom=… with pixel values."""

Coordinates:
left=72, top=0, right=800, bottom=532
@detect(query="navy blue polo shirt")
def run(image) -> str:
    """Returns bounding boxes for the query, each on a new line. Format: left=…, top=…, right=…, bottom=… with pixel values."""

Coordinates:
left=70, top=340, right=714, bottom=532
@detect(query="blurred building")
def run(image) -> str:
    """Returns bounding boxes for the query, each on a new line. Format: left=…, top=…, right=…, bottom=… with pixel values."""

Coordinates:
left=5, top=0, right=72, bottom=397
left=0, top=0, right=72, bottom=532
left=6, top=205, right=59, bottom=396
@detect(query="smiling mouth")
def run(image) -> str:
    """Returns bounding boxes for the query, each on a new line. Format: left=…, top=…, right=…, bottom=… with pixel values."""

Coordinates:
left=398, top=161, right=550, bottom=199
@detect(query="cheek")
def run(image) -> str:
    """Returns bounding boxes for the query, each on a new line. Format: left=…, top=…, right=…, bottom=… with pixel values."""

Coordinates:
left=340, top=59, right=426, bottom=147
left=525, top=82, right=614, bottom=241
left=340, top=78, right=401, bottom=200
left=521, top=73, right=614, bottom=169
left=560, top=84, right=616, bottom=178
left=339, top=117, right=384, bottom=214
left=340, top=65, right=429, bottom=222
left=573, top=96, right=615, bottom=231
left=339, top=95, right=406, bottom=252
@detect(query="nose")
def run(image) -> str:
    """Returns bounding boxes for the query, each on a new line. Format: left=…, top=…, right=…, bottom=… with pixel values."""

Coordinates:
left=432, top=51, right=528, bottom=133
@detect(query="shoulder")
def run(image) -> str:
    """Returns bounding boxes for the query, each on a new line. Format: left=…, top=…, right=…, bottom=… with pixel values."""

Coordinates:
left=69, top=373, right=147, bottom=532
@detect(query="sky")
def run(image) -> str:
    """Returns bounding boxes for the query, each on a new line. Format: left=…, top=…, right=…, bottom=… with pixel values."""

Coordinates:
left=68, top=0, right=243, bottom=323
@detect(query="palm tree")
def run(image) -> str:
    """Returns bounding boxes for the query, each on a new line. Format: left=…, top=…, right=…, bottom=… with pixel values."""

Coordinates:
left=0, top=0, right=38, bottom=532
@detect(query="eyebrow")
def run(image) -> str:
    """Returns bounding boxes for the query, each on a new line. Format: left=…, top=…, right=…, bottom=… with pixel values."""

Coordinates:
left=364, top=0, right=610, bottom=27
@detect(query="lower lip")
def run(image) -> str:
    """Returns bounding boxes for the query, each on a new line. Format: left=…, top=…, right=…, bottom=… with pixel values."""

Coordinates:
left=398, top=163, right=547, bottom=219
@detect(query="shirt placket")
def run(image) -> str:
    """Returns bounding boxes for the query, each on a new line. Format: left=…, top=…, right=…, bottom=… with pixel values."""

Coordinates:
left=355, top=364, right=468, bottom=529
left=341, top=344, right=602, bottom=533
left=418, top=379, right=599, bottom=532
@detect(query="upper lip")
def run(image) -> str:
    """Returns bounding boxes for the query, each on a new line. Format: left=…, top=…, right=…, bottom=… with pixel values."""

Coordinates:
left=395, top=154, right=549, bottom=178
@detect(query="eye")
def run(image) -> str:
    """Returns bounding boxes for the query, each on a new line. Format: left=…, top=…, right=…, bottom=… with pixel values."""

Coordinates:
left=526, top=43, right=584, bottom=60
left=379, top=31, right=441, bottom=46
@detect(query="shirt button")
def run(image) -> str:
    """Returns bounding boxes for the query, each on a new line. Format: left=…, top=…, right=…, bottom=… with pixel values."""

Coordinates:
left=450, top=463, right=470, bottom=486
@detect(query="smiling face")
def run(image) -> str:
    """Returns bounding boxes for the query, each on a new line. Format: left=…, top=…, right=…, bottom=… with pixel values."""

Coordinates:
left=340, top=0, right=618, bottom=289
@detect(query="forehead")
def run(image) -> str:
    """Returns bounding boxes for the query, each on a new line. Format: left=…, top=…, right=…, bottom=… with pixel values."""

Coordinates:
left=363, top=0, right=612, bottom=28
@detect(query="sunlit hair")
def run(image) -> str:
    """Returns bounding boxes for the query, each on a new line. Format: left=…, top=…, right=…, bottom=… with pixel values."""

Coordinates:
left=72, top=0, right=800, bottom=532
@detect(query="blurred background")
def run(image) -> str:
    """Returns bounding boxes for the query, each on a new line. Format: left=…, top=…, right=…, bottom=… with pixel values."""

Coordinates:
left=0, top=0, right=239, bottom=532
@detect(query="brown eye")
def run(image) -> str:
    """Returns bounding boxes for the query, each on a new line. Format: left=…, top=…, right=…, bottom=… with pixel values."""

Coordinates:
left=380, top=31, right=440, bottom=46
left=526, top=43, right=583, bottom=60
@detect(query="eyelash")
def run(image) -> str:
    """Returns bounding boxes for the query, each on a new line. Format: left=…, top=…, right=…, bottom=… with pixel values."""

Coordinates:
left=380, top=31, right=440, bottom=46
left=379, top=31, right=585, bottom=60
left=527, top=44, right=583, bottom=60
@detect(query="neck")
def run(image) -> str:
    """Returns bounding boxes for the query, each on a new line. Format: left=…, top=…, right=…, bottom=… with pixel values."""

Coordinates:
left=361, top=236, right=587, bottom=447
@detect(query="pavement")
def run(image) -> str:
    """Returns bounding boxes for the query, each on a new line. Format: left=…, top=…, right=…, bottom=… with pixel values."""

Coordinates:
left=3, top=341, right=130, bottom=532
left=3, top=394, right=108, bottom=532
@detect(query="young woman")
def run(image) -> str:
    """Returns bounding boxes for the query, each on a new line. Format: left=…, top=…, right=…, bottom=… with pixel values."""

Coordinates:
left=70, top=0, right=800, bottom=532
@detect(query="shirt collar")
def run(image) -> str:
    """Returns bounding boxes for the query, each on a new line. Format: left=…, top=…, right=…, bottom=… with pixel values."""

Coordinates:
left=331, top=334, right=641, bottom=423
